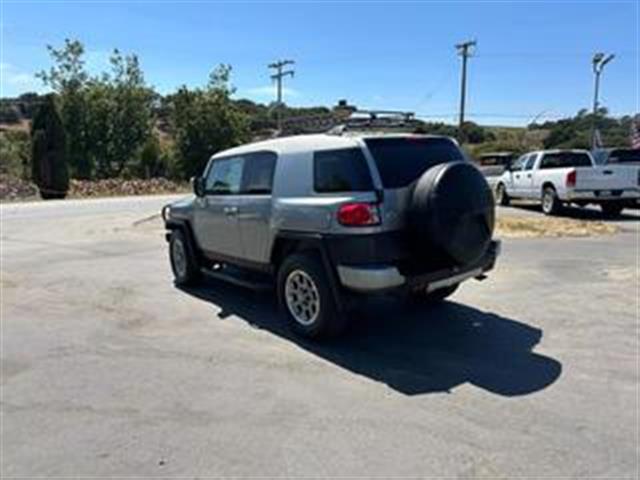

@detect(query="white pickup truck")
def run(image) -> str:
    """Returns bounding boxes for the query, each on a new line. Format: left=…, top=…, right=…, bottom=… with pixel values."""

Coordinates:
left=495, top=149, right=640, bottom=216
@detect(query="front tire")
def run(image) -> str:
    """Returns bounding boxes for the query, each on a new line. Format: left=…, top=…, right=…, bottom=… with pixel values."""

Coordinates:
left=600, top=203, right=624, bottom=218
left=277, top=253, right=345, bottom=339
left=541, top=186, right=562, bottom=215
left=169, top=229, right=200, bottom=286
left=495, top=183, right=510, bottom=206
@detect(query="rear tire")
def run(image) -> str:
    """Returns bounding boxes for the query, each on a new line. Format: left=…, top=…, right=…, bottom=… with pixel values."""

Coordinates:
left=541, top=186, right=562, bottom=215
left=278, top=253, right=345, bottom=339
left=410, top=283, right=459, bottom=304
left=600, top=203, right=624, bottom=218
left=495, top=183, right=510, bottom=206
left=169, top=229, right=201, bottom=286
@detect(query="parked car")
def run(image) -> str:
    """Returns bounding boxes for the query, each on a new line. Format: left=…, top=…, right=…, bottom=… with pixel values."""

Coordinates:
left=475, top=152, right=515, bottom=189
left=593, top=148, right=640, bottom=166
left=163, top=133, right=500, bottom=339
left=495, top=149, right=640, bottom=216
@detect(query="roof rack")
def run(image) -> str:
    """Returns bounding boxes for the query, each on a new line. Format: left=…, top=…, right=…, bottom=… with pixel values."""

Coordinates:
left=329, top=109, right=420, bottom=135
left=272, top=109, right=422, bottom=137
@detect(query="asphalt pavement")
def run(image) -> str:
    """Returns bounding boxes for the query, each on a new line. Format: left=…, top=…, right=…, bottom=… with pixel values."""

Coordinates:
left=1, top=196, right=637, bottom=477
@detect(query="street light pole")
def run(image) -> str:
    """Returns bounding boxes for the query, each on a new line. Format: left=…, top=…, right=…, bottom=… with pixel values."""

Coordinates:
left=591, top=52, right=615, bottom=148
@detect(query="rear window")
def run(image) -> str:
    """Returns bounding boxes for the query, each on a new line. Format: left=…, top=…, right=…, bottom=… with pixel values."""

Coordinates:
left=365, top=137, right=464, bottom=188
left=607, top=149, right=640, bottom=164
left=313, top=148, right=374, bottom=193
left=539, top=152, right=593, bottom=169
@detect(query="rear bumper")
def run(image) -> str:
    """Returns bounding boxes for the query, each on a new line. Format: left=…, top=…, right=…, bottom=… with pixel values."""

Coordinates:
left=567, top=188, right=640, bottom=201
left=337, top=240, right=501, bottom=292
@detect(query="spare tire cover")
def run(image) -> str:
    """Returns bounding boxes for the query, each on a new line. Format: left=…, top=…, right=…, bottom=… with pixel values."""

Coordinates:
left=408, top=161, right=495, bottom=265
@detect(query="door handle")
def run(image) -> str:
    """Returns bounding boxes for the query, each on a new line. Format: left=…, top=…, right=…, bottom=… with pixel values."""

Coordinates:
left=526, top=174, right=532, bottom=178
left=223, top=206, right=238, bottom=216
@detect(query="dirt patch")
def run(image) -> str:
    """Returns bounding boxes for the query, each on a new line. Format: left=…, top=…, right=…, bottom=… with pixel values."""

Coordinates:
left=0, top=175, right=188, bottom=202
left=496, top=216, right=619, bottom=238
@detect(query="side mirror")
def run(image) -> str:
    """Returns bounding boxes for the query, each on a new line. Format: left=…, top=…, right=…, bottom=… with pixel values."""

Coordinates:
left=191, top=176, right=205, bottom=197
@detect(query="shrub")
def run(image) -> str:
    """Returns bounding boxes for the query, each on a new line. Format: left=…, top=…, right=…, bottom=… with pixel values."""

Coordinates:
left=30, top=95, right=69, bottom=199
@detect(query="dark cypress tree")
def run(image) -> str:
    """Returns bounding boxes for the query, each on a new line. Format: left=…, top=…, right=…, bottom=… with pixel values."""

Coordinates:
left=31, top=95, right=69, bottom=199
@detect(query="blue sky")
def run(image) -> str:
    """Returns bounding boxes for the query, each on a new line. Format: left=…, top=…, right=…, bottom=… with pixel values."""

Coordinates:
left=1, top=1, right=638, bottom=125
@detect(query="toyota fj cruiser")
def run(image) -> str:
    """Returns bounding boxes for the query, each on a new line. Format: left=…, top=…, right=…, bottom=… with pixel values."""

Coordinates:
left=163, top=131, right=500, bottom=338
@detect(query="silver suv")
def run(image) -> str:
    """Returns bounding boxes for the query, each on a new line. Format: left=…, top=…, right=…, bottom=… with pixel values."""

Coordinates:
left=163, top=132, right=500, bottom=338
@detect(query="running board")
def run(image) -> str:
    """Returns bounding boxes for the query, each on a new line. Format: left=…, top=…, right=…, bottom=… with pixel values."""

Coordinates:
left=200, top=265, right=273, bottom=291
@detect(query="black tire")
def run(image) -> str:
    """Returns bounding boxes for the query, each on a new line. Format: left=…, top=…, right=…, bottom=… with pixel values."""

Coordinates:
left=600, top=203, right=624, bottom=218
left=169, top=229, right=201, bottom=286
left=410, top=283, right=459, bottom=304
left=277, top=253, right=345, bottom=339
left=541, top=186, right=562, bottom=215
left=495, top=183, right=510, bottom=206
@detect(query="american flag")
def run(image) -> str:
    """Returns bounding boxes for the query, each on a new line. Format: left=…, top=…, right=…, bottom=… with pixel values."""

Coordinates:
left=631, top=114, right=640, bottom=149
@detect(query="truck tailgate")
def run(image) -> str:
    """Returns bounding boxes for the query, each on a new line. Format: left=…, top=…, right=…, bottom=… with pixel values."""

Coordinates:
left=576, top=165, right=639, bottom=191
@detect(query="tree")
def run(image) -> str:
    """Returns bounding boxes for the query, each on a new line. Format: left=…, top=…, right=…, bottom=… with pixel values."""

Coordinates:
left=85, top=49, right=155, bottom=177
left=30, top=95, right=69, bottom=199
left=37, top=39, right=91, bottom=178
left=170, top=64, right=249, bottom=179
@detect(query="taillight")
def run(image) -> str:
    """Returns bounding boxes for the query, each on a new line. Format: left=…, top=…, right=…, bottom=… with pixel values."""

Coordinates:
left=337, top=202, right=380, bottom=226
left=566, top=169, right=577, bottom=188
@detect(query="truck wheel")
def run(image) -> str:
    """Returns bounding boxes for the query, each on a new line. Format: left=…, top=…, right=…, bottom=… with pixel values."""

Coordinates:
left=541, top=186, right=562, bottom=215
left=278, top=253, right=345, bottom=339
left=600, top=203, right=624, bottom=218
left=495, top=183, right=510, bottom=206
left=410, top=283, right=459, bottom=304
left=169, top=229, right=201, bottom=286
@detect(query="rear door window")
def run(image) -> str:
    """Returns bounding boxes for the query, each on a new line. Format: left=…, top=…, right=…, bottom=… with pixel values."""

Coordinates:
left=313, top=148, right=374, bottom=193
left=241, top=152, right=277, bottom=194
left=540, top=152, right=593, bottom=169
left=364, top=137, right=464, bottom=188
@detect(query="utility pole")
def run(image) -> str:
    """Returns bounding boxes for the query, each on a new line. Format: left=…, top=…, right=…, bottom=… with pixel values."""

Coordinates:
left=455, top=40, right=476, bottom=143
left=268, top=59, right=295, bottom=131
left=591, top=52, right=615, bottom=149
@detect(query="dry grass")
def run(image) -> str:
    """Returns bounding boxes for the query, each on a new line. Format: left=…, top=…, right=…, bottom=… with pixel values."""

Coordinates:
left=496, top=215, right=619, bottom=238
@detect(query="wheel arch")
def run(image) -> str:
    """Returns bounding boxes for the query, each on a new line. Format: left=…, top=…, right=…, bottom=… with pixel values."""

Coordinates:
left=270, top=231, right=345, bottom=313
left=165, top=219, right=202, bottom=263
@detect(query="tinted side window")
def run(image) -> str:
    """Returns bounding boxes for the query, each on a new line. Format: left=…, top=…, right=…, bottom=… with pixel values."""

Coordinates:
left=540, top=153, right=593, bottom=169
left=241, top=152, right=277, bottom=194
left=512, top=155, right=527, bottom=170
left=313, top=148, right=374, bottom=193
left=524, top=155, right=537, bottom=170
left=205, top=156, right=245, bottom=194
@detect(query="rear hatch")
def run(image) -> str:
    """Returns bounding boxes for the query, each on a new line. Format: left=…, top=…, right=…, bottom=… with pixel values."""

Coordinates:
left=363, top=135, right=466, bottom=230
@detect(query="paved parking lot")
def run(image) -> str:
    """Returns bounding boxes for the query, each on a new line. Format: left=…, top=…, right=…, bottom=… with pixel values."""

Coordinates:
left=1, top=196, right=638, bottom=477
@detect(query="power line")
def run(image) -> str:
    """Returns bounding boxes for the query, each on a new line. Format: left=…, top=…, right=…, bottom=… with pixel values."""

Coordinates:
left=268, top=59, right=295, bottom=131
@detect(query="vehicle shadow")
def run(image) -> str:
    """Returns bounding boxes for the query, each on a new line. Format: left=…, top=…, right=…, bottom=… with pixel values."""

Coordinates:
left=507, top=202, right=639, bottom=222
left=181, top=280, right=562, bottom=397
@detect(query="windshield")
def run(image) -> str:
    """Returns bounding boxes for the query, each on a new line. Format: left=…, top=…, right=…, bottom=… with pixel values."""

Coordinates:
left=539, top=152, right=593, bottom=169
left=364, top=137, right=464, bottom=188
left=607, top=149, right=640, bottom=164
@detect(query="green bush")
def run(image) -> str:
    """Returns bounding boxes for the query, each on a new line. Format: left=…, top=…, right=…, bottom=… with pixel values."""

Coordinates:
left=0, top=130, right=31, bottom=178
left=31, top=95, right=69, bottom=199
